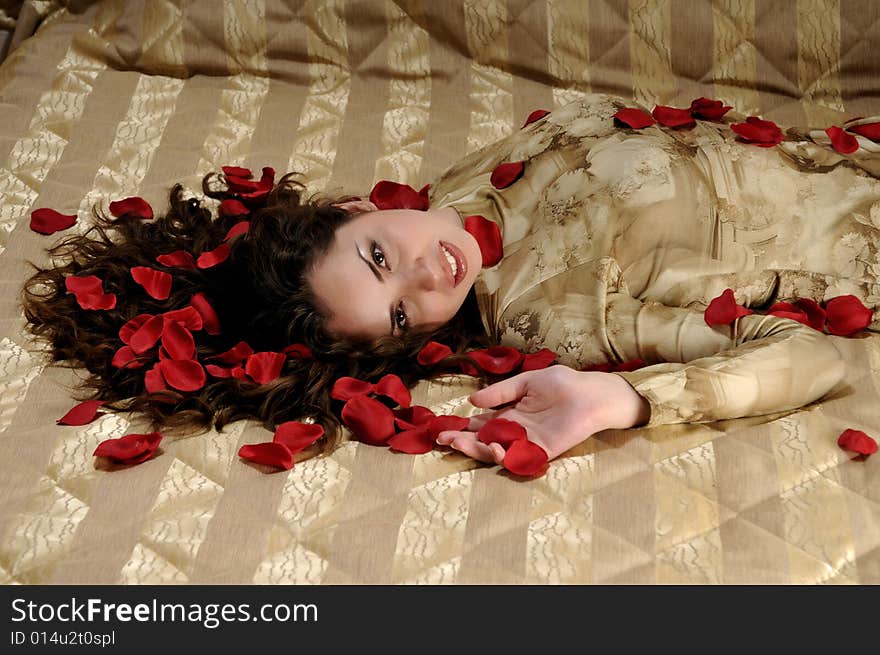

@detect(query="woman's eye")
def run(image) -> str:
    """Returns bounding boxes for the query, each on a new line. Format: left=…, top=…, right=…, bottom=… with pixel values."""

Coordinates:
left=371, top=242, right=386, bottom=267
left=395, top=304, right=408, bottom=331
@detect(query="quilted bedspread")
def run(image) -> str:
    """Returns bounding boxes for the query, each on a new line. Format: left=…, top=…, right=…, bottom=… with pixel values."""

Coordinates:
left=0, top=0, right=877, bottom=584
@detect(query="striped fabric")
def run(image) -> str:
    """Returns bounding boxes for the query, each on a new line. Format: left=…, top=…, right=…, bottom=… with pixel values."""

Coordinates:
left=0, top=0, right=877, bottom=584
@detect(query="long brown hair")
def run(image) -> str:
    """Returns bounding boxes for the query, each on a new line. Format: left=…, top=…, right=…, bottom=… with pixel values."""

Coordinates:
left=21, top=171, right=495, bottom=453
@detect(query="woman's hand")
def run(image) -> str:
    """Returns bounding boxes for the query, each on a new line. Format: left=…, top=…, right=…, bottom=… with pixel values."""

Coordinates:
left=436, top=365, right=651, bottom=466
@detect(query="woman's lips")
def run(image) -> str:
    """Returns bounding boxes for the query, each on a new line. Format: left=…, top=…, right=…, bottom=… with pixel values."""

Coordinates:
left=439, top=240, right=467, bottom=288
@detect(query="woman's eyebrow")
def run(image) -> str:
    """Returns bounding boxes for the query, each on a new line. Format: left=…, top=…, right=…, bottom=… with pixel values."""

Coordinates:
left=355, top=243, right=395, bottom=336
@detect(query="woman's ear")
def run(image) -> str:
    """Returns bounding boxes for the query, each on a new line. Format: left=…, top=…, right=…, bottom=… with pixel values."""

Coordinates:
left=332, top=199, right=379, bottom=214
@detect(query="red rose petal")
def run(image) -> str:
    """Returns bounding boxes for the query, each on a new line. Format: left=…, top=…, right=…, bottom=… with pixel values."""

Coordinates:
left=374, top=373, right=411, bottom=408
left=523, top=109, right=550, bottom=127
left=464, top=214, right=503, bottom=267
left=238, top=167, right=275, bottom=202
left=245, top=351, right=286, bottom=384
left=157, top=359, right=206, bottom=391
left=119, top=313, right=153, bottom=344
left=65, top=275, right=103, bottom=296
left=144, top=364, right=167, bottom=393
left=341, top=394, right=396, bottom=446
left=129, top=314, right=165, bottom=354
left=161, top=318, right=195, bottom=360
left=427, top=415, right=470, bottom=439
left=205, top=364, right=240, bottom=379
left=417, top=341, right=453, bottom=366
left=111, top=345, right=143, bottom=369
left=57, top=399, right=105, bottom=426
left=615, top=358, right=648, bottom=372
left=477, top=417, right=528, bottom=448
left=837, top=429, right=878, bottom=456
left=223, top=220, right=250, bottom=241
left=730, top=116, right=785, bottom=147
left=282, top=343, right=313, bottom=359
left=792, top=298, right=827, bottom=332
left=196, top=243, right=231, bottom=269
left=331, top=376, right=375, bottom=401
left=30, top=208, right=77, bottom=235
left=826, top=126, right=860, bottom=154
left=490, top=161, right=525, bottom=189
left=131, top=266, right=172, bottom=300
left=219, top=199, right=250, bottom=217
left=704, top=288, right=753, bottom=327
left=847, top=122, right=880, bottom=141
left=94, top=431, right=162, bottom=465
left=156, top=250, right=196, bottom=270
left=652, top=105, right=696, bottom=128
left=824, top=295, right=873, bottom=336
left=222, top=165, right=252, bottom=180
left=521, top=348, right=557, bottom=371
left=208, top=341, right=254, bottom=365
left=388, top=426, right=435, bottom=454
left=76, top=292, right=117, bottom=311
left=393, top=405, right=437, bottom=431
left=238, top=442, right=295, bottom=470
left=689, top=97, right=732, bottom=121
left=613, top=107, right=656, bottom=129
left=109, top=196, right=153, bottom=220
left=369, top=180, right=430, bottom=210
left=162, top=305, right=203, bottom=331
left=767, top=302, right=809, bottom=325
left=466, top=346, right=524, bottom=375
left=503, top=439, right=549, bottom=477
left=273, top=421, right=325, bottom=454
left=190, top=293, right=221, bottom=335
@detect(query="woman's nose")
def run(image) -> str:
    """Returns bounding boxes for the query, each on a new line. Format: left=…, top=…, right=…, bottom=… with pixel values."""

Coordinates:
left=409, top=256, right=442, bottom=290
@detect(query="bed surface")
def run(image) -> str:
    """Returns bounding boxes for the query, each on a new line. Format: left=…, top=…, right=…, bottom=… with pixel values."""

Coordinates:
left=0, top=0, right=878, bottom=584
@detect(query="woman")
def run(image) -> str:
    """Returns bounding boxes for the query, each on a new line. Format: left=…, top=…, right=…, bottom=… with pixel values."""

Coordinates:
left=23, top=93, right=880, bottom=469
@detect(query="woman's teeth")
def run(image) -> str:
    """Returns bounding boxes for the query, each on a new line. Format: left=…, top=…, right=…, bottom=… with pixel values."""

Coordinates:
left=441, top=244, right=458, bottom=278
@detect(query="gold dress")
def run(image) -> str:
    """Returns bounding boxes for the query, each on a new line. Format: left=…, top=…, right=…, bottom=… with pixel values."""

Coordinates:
left=427, top=93, right=880, bottom=428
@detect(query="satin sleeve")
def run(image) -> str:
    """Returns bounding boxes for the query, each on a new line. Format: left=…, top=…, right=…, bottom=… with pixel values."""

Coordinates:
left=605, top=291, right=847, bottom=428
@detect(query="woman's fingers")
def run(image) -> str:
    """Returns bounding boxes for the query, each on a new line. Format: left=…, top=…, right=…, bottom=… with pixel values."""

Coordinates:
left=437, top=430, right=509, bottom=465
left=468, top=371, right=531, bottom=408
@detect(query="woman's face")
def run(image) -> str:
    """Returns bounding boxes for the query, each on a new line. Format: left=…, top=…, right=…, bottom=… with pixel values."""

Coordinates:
left=308, top=201, right=483, bottom=340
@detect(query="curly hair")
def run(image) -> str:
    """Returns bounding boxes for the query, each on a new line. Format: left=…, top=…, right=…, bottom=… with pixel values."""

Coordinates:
left=21, top=171, right=497, bottom=455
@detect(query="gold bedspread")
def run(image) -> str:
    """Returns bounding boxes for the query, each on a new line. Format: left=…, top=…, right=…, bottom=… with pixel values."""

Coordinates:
left=0, top=0, right=878, bottom=585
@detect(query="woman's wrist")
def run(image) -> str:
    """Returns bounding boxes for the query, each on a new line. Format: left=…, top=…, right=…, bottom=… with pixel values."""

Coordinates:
left=599, top=372, right=651, bottom=430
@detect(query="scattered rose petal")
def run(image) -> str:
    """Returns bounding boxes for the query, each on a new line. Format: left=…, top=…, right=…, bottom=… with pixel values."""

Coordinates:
left=847, top=122, right=880, bottom=141
left=205, top=364, right=242, bottom=379
left=162, top=305, right=203, bottom=331
left=341, top=394, right=396, bottom=446
left=238, top=442, right=294, bottom=470
left=65, top=275, right=103, bottom=296
left=427, top=415, right=470, bottom=439
left=161, top=318, right=195, bottom=360
left=196, top=243, right=231, bottom=269
left=704, top=288, right=753, bottom=327
left=222, top=165, right=252, bottom=180
left=477, top=417, right=528, bottom=448
left=523, top=109, right=550, bottom=127
left=144, top=364, right=167, bottom=393
left=109, top=196, right=153, bottom=220
left=368, top=180, right=430, bottom=210
left=30, top=208, right=77, bottom=235
left=826, top=126, right=860, bottom=154
left=824, top=295, right=873, bottom=336
left=521, top=348, right=557, bottom=371
left=157, top=359, right=206, bottom=391
left=767, top=302, right=810, bottom=325
left=331, top=376, right=375, bottom=401
left=613, top=107, right=655, bottom=129
left=245, top=351, right=286, bottom=384
left=417, top=341, right=453, bottom=366
left=389, top=426, right=435, bottom=454
left=191, top=293, right=221, bottom=335
left=490, top=161, right=525, bottom=189
left=238, top=166, right=275, bottom=203
left=375, top=373, right=411, bottom=408
left=94, top=431, right=162, bottom=465
left=730, top=116, right=784, bottom=147
left=393, top=405, right=437, bottom=431
left=223, top=220, right=250, bottom=241
left=837, top=429, right=878, bottom=456
left=282, top=343, right=313, bottom=359
left=689, top=97, right=732, bottom=121
left=219, top=199, right=250, bottom=217
left=273, top=421, right=325, bottom=454
left=77, top=292, right=117, bottom=311
left=615, top=358, right=648, bottom=372
left=792, top=298, right=827, bottom=332
left=208, top=341, right=254, bottom=365
left=503, top=439, right=549, bottom=476
left=111, top=345, right=143, bottom=369
left=652, top=105, right=696, bottom=128
left=57, top=399, right=104, bottom=426
left=464, top=214, right=503, bottom=267
left=467, top=346, right=524, bottom=375
left=156, top=250, right=196, bottom=270
left=130, top=266, right=172, bottom=300
left=119, top=313, right=154, bottom=344
left=129, top=314, right=165, bottom=354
